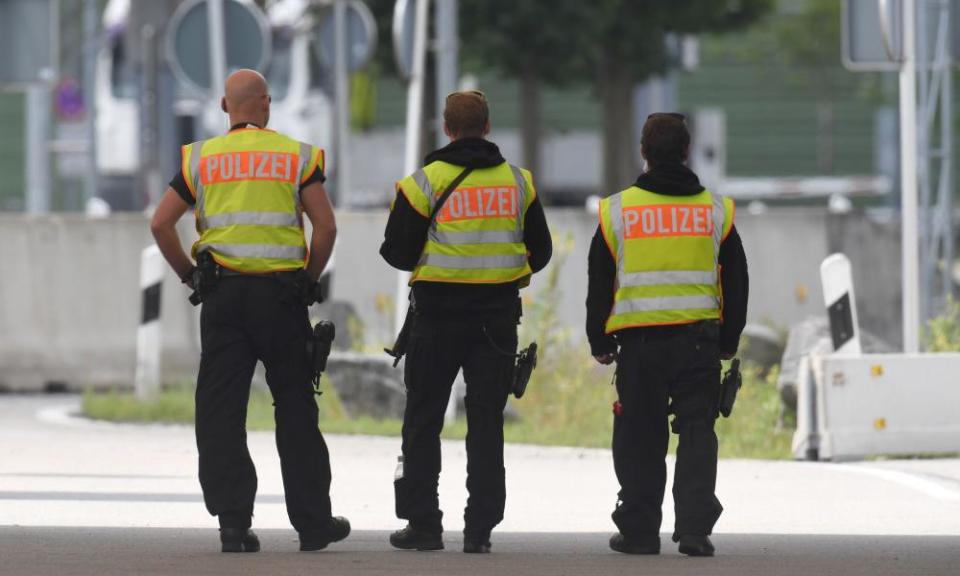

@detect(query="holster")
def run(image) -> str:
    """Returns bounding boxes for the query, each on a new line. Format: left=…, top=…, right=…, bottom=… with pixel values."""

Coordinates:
left=275, top=269, right=326, bottom=307
left=512, top=342, right=538, bottom=399
left=718, top=358, right=742, bottom=418
left=306, top=320, right=336, bottom=395
left=188, top=251, right=221, bottom=306
left=384, top=301, right=415, bottom=367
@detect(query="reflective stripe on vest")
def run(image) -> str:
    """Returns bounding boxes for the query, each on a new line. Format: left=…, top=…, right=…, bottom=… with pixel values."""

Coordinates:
left=182, top=129, right=323, bottom=273
left=201, top=243, right=307, bottom=260
left=402, top=161, right=535, bottom=285
left=601, top=187, right=734, bottom=333
left=420, top=253, right=529, bottom=270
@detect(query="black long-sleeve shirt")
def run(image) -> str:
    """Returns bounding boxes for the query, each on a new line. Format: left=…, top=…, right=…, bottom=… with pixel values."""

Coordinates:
left=380, top=137, right=552, bottom=318
left=586, top=164, right=749, bottom=356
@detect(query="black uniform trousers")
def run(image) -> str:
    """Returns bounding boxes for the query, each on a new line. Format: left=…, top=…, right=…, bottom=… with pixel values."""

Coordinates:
left=611, top=320, right=724, bottom=540
left=394, top=314, right=517, bottom=539
left=195, top=275, right=332, bottom=534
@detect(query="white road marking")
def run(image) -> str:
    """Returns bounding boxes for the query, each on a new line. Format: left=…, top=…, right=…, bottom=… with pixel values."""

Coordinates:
left=836, top=463, right=960, bottom=502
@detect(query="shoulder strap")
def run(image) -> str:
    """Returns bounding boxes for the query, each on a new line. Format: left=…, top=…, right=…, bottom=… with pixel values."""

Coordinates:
left=429, top=167, right=474, bottom=227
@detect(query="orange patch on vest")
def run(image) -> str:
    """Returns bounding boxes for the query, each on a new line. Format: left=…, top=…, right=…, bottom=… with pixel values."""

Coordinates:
left=622, top=204, right=714, bottom=239
left=436, top=186, right=519, bottom=222
left=201, top=151, right=297, bottom=185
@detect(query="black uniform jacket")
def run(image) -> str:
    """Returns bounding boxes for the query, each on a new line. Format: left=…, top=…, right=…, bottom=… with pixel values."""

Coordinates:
left=586, top=163, right=749, bottom=357
left=380, top=137, right=553, bottom=319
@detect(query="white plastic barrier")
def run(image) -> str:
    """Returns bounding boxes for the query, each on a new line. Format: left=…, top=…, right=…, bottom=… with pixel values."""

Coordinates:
left=796, top=352, right=960, bottom=460
left=794, top=253, right=960, bottom=461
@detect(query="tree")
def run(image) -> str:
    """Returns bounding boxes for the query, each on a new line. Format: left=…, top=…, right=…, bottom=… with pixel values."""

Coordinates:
left=764, top=0, right=846, bottom=173
left=460, top=0, right=771, bottom=194
left=459, top=1, right=592, bottom=180
left=707, top=0, right=861, bottom=174
left=584, top=0, right=774, bottom=193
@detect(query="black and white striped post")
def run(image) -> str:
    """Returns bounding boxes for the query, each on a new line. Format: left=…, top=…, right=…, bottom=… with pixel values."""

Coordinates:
left=135, top=245, right=164, bottom=400
left=820, top=253, right=862, bottom=355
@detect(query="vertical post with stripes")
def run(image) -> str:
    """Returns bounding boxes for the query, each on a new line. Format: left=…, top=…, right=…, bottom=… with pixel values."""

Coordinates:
left=135, top=245, right=164, bottom=400
left=820, top=253, right=862, bottom=355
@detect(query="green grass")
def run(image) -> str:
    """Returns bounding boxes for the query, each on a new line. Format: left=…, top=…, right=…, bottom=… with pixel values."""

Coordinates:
left=81, top=358, right=790, bottom=458
left=83, top=233, right=794, bottom=459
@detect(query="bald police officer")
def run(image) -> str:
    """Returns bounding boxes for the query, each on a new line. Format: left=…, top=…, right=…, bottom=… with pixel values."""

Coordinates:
left=151, top=70, right=349, bottom=553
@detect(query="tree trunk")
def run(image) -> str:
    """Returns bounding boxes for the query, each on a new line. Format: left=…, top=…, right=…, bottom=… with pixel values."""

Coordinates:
left=421, top=53, right=438, bottom=156
left=600, top=53, right=637, bottom=196
left=817, top=100, right=834, bottom=174
left=519, top=60, right=542, bottom=184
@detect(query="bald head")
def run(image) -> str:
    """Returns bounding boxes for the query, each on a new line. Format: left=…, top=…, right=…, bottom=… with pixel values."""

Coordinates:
left=221, top=69, right=271, bottom=127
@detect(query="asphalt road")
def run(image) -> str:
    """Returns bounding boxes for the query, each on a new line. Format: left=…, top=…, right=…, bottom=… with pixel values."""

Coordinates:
left=2, top=395, right=960, bottom=575
left=2, top=527, right=958, bottom=576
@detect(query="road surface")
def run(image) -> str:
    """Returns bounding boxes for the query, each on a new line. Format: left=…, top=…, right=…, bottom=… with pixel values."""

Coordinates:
left=1, top=394, right=958, bottom=575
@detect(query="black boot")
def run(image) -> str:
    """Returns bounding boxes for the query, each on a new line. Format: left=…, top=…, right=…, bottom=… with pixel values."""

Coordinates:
left=677, top=534, right=715, bottom=557
left=463, top=528, right=491, bottom=553
left=608, top=533, right=660, bottom=555
left=389, top=524, right=444, bottom=551
left=299, top=516, right=352, bottom=551
left=220, top=528, right=260, bottom=553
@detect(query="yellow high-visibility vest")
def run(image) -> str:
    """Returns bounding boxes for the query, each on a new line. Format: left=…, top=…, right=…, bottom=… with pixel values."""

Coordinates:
left=397, top=160, right=535, bottom=285
left=180, top=128, right=324, bottom=273
left=598, top=186, right=735, bottom=333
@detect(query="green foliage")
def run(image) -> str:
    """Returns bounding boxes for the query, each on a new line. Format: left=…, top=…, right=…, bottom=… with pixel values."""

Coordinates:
left=714, top=363, right=793, bottom=459
left=706, top=0, right=841, bottom=68
left=927, top=298, right=960, bottom=352
left=460, top=1, right=593, bottom=85
left=585, top=0, right=774, bottom=77
left=698, top=0, right=887, bottom=103
left=460, top=0, right=773, bottom=86
left=83, top=377, right=403, bottom=435
left=510, top=233, right=617, bottom=448
left=82, top=360, right=789, bottom=457
left=82, top=233, right=793, bottom=459
left=82, top=385, right=197, bottom=426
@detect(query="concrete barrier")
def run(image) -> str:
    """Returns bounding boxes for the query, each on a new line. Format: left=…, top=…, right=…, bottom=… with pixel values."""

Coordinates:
left=0, top=208, right=903, bottom=391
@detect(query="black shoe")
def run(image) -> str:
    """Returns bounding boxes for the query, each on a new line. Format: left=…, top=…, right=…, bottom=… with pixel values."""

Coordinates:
left=220, top=528, right=260, bottom=553
left=299, top=516, right=351, bottom=551
left=389, top=524, right=444, bottom=551
left=609, top=533, right=660, bottom=555
left=463, top=538, right=491, bottom=554
left=677, top=534, right=715, bottom=557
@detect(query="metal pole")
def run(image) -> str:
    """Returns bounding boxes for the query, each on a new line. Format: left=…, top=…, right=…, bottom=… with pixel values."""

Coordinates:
left=434, top=0, right=458, bottom=139
left=25, top=84, right=52, bottom=214
left=83, top=0, right=99, bottom=205
left=395, top=0, right=431, bottom=334
left=916, top=0, right=931, bottom=327
left=333, top=0, right=351, bottom=208
left=207, top=0, right=227, bottom=100
left=141, top=24, right=162, bottom=207
left=900, top=0, right=920, bottom=353
left=942, top=5, right=955, bottom=303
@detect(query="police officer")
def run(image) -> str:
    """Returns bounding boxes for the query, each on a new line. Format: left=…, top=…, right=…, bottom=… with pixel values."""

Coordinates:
left=380, top=90, right=552, bottom=553
left=150, top=69, right=349, bottom=553
left=586, top=113, right=748, bottom=557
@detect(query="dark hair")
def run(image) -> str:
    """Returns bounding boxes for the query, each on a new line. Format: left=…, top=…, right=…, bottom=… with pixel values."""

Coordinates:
left=444, top=91, right=489, bottom=138
left=641, top=113, right=690, bottom=167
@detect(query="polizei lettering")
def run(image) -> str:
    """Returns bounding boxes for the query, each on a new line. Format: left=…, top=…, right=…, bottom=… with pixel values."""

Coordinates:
left=201, top=151, right=297, bottom=185
left=437, top=185, right=519, bottom=222
left=622, top=204, right=714, bottom=239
